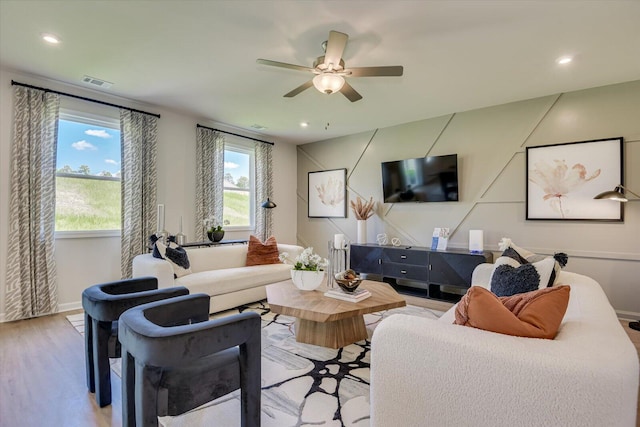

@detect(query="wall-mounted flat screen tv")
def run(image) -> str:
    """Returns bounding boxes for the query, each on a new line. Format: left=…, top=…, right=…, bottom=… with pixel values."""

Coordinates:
left=381, top=154, right=459, bottom=203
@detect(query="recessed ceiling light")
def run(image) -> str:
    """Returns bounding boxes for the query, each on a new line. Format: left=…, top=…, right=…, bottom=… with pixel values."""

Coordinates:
left=556, top=56, right=572, bottom=65
left=300, top=122, right=309, bottom=128
left=41, top=33, right=61, bottom=44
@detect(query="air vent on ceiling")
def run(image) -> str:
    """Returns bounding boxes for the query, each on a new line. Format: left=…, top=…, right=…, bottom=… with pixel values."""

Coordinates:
left=250, top=124, right=267, bottom=130
left=82, top=75, right=113, bottom=89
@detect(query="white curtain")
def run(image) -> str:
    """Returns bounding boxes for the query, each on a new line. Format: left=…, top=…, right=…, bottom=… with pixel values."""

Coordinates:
left=120, top=109, right=158, bottom=278
left=255, top=142, right=274, bottom=241
left=5, top=86, right=60, bottom=320
left=195, top=127, right=224, bottom=241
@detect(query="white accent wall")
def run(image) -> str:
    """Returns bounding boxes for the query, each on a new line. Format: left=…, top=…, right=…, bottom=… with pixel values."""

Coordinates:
left=0, top=67, right=298, bottom=319
left=297, top=80, right=640, bottom=319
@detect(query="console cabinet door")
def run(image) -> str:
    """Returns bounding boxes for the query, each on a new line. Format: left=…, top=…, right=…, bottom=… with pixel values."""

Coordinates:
left=350, top=245, right=383, bottom=275
left=429, top=252, right=486, bottom=288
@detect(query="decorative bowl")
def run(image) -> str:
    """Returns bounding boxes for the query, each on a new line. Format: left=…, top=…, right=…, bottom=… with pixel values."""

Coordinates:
left=334, top=269, right=363, bottom=293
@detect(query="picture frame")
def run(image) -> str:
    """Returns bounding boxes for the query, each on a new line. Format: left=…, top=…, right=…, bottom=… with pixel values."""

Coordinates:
left=526, top=137, right=624, bottom=221
left=308, top=168, right=347, bottom=218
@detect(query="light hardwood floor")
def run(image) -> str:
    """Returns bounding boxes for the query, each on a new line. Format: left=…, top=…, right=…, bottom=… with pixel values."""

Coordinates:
left=1, top=302, right=639, bottom=427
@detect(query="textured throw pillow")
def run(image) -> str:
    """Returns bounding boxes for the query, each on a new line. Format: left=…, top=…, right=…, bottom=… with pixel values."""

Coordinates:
left=454, top=285, right=570, bottom=339
left=498, top=237, right=569, bottom=286
left=246, top=235, right=281, bottom=266
left=154, top=241, right=192, bottom=278
left=489, top=256, right=556, bottom=297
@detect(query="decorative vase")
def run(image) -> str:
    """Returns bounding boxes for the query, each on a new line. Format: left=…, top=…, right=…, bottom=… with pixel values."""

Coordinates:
left=357, top=220, right=367, bottom=244
left=290, top=269, right=324, bottom=291
left=207, top=230, right=225, bottom=242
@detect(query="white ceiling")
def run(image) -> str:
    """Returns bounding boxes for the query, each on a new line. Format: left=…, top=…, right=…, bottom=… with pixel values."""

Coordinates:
left=1, top=1, right=639, bottom=144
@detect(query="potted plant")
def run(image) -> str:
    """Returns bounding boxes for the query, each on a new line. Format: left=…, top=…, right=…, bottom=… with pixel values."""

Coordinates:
left=280, top=247, right=328, bottom=291
left=204, top=217, right=225, bottom=242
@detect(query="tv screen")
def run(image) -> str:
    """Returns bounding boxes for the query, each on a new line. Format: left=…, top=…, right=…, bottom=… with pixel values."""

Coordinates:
left=381, top=154, right=459, bottom=203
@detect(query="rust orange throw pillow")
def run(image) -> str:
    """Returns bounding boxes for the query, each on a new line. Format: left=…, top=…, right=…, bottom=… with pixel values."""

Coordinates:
left=454, top=285, right=570, bottom=339
left=246, top=235, right=281, bottom=266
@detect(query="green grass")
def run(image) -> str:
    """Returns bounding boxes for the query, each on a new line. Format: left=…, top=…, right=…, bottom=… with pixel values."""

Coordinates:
left=55, top=176, right=121, bottom=231
left=223, top=190, right=250, bottom=226
left=55, top=177, right=251, bottom=231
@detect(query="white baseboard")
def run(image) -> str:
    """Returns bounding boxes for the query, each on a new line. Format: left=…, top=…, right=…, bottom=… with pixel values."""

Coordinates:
left=57, top=301, right=83, bottom=313
left=616, top=310, right=640, bottom=321
left=0, top=301, right=83, bottom=323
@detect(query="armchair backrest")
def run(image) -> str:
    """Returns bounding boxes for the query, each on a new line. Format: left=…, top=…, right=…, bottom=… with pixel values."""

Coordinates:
left=81, top=277, right=189, bottom=321
left=118, top=294, right=261, bottom=367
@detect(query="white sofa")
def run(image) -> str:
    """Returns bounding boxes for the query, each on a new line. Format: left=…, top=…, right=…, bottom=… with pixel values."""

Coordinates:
left=132, top=243, right=304, bottom=313
left=371, top=264, right=639, bottom=427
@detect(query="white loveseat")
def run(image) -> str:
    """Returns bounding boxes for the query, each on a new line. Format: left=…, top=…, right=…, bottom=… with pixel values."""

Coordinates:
left=371, top=264, right=639, bottom=427
left=132, top=243, right=304, bottom=313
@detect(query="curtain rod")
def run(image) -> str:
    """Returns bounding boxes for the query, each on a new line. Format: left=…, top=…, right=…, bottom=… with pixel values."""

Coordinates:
left=11, top=80, right=161, bottom=119
left=197, top=124, right=274, bottom=145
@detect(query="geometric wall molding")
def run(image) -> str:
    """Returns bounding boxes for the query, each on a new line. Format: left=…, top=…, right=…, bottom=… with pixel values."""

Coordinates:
left=297, top=80, right=640, bottom=316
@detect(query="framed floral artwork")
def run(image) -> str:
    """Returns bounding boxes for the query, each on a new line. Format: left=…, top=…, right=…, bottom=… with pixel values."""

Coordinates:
left=526, top=137, right=624, bottom=221
left=308, top=168, right=347, bottom=218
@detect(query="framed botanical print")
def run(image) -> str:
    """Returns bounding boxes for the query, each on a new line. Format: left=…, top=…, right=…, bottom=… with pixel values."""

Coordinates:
left=526, top=137, right=623, bottom=221
left=308, top=168, right=347, bottom=218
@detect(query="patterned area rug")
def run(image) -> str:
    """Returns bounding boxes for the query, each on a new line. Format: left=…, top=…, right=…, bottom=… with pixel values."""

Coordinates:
left=68, top=301, right=443, bottom=427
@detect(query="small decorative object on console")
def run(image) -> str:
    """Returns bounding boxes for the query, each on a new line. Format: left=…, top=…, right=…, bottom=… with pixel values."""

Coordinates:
left=376, top=233, right=388, bottom=246
left=431, top=227, right=449, bottom=250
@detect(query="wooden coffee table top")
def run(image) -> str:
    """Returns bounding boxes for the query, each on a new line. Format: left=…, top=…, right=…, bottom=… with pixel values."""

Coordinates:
left=266, top=279, right=406, bottom=323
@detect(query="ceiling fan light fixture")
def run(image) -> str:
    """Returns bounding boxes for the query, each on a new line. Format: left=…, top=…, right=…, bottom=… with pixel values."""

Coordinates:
left=312, top=73, right=345, bottom=94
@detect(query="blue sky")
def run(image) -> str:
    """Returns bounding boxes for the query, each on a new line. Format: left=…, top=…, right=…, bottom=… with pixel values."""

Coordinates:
left=57, top=118, right=250, bottom=181
left=57, top=119, right=120, bottom=175
left=224, top=150, right=250, bottom=183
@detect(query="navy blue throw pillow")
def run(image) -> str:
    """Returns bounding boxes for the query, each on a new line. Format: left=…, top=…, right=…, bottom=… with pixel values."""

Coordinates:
left=490, top=264, right=541, bottom=297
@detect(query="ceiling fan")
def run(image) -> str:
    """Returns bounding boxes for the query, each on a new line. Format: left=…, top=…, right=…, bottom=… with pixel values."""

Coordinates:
left=257, top=30, right=404, bottom=102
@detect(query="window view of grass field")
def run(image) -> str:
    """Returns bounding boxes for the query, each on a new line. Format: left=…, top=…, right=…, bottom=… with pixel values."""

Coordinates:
left=55, top=175, right=121, bottom=231
left=223, top=146, right=254, bottom=228
left=55, top=116, right=121, bottom=232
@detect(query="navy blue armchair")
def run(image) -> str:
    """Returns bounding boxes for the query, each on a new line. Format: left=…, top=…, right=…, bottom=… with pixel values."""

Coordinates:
left=118, top=293, right=261, bottom=427
left=82, top=277, right=189, bottom=407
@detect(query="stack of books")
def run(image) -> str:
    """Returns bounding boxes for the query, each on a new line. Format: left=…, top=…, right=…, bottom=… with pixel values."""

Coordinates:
left=324, top=287, right=371, bottom=302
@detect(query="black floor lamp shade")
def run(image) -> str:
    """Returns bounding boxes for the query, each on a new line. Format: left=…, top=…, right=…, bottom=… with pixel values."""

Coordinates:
left=261, top=198, right=277, bottom=209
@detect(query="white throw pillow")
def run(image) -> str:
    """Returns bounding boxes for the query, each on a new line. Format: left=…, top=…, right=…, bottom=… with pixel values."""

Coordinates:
left=154, top=241, right=192, bottom=278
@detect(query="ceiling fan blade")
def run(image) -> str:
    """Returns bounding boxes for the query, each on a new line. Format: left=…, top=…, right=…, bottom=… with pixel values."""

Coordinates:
left=284, top=80, right=314, bottom=98
left=340, top=81, right=363, bottom=102
left=324, top=31, right=348, bottom=69
left=256, top=58, right=314, bottom=73
left=346, top=66, right=404, bottom=77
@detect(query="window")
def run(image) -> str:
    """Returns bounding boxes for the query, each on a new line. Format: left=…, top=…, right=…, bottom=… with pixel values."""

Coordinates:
left=223, top=140, right=255, bottom=229
left=55, top=111, right=121, bottom=234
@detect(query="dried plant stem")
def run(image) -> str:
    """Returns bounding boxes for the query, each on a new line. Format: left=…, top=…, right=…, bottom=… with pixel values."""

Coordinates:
left=350, top=196, right=375, bottom=220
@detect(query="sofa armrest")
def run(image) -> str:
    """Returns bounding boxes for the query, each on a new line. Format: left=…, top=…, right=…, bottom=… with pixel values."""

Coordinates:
left=132, top=254, right=175, bottom=289
left=277, top=244, right=304, bottom=260
left=371, top=313, right=638, bottom=427
left=470, top=262, right=493, bottom=288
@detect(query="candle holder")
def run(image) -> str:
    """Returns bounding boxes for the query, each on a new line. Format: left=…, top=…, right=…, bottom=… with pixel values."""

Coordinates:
left=327, top=240, right=350, bottom=289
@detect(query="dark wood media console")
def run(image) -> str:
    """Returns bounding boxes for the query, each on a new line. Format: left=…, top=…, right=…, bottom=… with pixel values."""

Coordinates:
left=350, top=243, right=492, bottom=303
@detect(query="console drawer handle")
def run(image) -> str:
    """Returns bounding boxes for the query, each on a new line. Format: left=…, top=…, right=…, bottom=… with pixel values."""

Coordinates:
left=400, top=255, right=407, bottom=259
left=401, top=270, right=407, bottom=274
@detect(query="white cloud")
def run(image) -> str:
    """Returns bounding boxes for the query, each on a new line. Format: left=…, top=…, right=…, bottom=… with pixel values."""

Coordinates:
left=224, top=161, right=239, bottom=169
left=85, top=129, right=112, bottom=138
left=105, top=159, right=118, bottom=165
left=71, top=140, right=97, bottom=151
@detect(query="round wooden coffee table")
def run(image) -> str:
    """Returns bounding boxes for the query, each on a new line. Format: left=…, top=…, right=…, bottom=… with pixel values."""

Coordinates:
left=266, top=279, right=406, bottom=349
